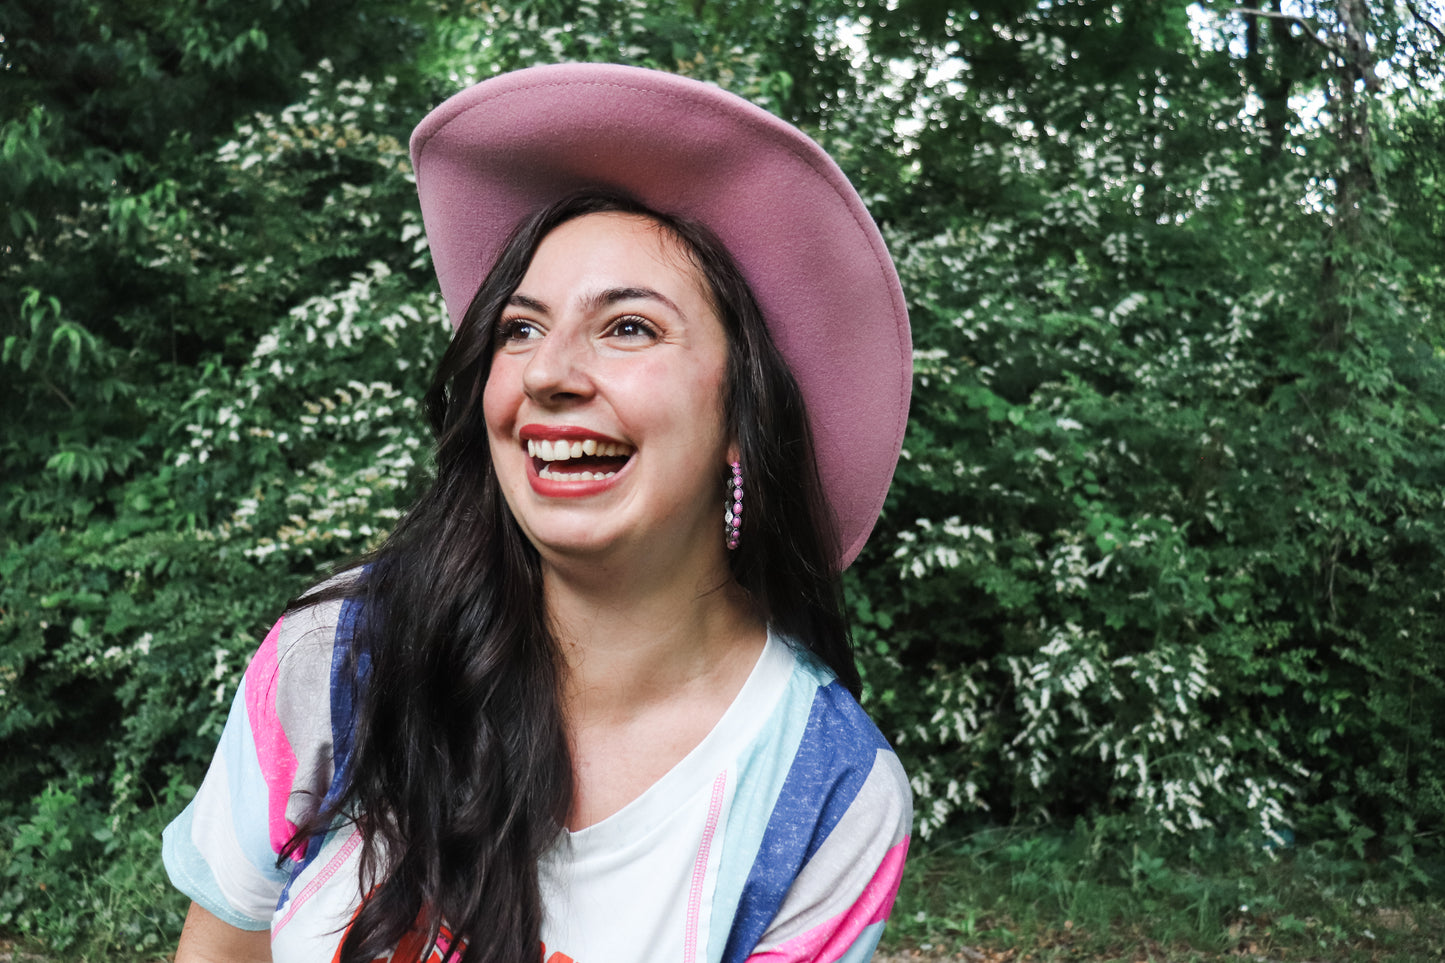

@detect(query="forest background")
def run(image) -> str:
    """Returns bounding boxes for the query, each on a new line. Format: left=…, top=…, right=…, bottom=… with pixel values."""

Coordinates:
left=3, top=0, right=1444, bottom=959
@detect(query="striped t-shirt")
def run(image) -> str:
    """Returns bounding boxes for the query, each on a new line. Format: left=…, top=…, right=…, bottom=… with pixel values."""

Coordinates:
left=162, top=595, right=912, bottom=962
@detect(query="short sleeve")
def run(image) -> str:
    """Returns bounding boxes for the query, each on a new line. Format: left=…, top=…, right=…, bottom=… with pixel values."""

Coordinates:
left=744, top=748, right=912, bottom=962
left=162, top=597, right=346, bottom=929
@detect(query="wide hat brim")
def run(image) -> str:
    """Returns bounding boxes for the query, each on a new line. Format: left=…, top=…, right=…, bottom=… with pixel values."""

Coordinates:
left=410, top=63, right=910, bottom=569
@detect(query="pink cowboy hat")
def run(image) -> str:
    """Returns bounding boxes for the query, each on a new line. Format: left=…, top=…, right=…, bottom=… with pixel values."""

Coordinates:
left=409, top=63, right=911, bottom=569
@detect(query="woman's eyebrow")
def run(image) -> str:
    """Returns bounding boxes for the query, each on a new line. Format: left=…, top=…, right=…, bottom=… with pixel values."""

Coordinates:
left=507, top=292, right=549, bottom=313
left=508, top=286, right=687, bottom=319
left=582, top=286, right=685, bottom=319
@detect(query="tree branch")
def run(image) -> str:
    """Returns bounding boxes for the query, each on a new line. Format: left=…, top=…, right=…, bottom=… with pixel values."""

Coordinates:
left=1229, top=5, right=1348, bottom=62
left=1403, top=0, right=1445, bottom=48
left=40, top=375, right=76, bottom=412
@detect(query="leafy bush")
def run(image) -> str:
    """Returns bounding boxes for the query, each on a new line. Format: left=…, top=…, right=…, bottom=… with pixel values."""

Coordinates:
left=3, top=0, right=1444, bottom=956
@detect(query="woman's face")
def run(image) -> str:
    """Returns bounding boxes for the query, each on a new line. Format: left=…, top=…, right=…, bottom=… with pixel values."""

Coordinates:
left=483, top=212, right=734, bottom=571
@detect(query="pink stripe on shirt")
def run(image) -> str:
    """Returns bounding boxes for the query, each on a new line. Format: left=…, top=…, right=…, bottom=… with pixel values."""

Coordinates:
left=685, top=771, right=730, bottom=963
left=745, top=836, right=910, bottom=962
left=243, top=617, right=302, bottom=858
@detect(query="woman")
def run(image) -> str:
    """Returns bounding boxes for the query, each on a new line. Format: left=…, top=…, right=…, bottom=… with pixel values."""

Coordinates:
left=165, top=64, right=913, bottom=963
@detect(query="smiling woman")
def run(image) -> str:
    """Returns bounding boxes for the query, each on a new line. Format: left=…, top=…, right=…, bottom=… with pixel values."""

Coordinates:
left=162, top=64, right=913, bottom=963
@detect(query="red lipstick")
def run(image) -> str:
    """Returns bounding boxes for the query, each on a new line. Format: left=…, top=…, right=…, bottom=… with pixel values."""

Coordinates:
left=519, top=424, right=625, bottom=444
left=520, top=424, right=633, bottom=498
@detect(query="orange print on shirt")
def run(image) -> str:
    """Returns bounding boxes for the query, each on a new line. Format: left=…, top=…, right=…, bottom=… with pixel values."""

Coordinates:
left=329, top=899, right=459, bottom=963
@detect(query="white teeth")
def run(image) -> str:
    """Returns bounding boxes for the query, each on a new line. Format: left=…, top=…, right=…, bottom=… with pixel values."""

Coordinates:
left=537, top=468, right=618, bottom=481
left=529, top=437, right=634, bottom=462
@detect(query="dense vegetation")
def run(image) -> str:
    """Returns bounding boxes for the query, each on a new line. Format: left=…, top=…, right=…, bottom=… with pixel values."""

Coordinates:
left=2, top=0, right=1443, bottom=956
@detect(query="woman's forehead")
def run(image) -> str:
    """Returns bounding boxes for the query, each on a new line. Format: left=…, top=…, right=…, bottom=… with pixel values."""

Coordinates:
left=519, top=213, right=715, bottom=314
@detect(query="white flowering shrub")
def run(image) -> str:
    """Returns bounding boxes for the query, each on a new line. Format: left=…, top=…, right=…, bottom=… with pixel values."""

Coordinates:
left=5, top=4, right=1445, bottom=954
left=176, top=259, right=445, bottom=566
left=847, top=26, right=1445, bottom=852
left=0, top=60, right=450, bottom=879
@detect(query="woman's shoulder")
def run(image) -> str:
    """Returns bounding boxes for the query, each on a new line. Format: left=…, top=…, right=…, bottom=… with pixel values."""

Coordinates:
left=263, top=570, right=363, bottom=676
left=745, top=632, right=912, bottom=829
left=774, top=637, right=908, bottom=779
left=160, top=571, right=365, bottom=928
left=240, top=569, right=364, bottom=747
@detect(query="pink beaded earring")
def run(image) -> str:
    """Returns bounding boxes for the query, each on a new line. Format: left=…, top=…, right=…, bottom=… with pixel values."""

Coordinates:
left=725, top=461, right=743, bottom=550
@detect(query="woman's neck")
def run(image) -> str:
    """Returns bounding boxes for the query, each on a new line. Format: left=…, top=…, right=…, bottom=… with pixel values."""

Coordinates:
left=543, top=554, right=767, bottom=830
left=542, top=551, right=765, bottom=721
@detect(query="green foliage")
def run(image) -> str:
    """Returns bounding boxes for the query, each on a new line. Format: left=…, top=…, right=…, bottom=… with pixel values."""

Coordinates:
left=890, top=822, right=1445, bottom=961
left=848, top=0, right=1445, bottom=859
left=0, top=776, right=189, bottom=956
left=1, top=7, right=451, bottom=952
left=3, top=0, right=1445, bottom=956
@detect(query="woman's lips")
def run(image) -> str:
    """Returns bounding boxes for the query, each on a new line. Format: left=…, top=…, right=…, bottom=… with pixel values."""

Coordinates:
left=519, top=424, right=634, bottom=494
left=519, top=424, right=627, bottom=444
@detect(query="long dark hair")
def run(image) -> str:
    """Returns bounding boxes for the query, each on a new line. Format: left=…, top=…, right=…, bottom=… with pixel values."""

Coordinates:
left=286, top=191, right=855, bottom=963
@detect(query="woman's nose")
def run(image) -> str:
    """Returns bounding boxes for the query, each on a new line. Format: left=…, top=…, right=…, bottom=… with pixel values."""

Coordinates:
left=521, top=327, right=595, bottom=404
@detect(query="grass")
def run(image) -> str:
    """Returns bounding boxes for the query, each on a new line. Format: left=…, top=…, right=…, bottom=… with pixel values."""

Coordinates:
left=0, top=790, right=188, bottom=963
left=884, top=823, right=1445, bottom=962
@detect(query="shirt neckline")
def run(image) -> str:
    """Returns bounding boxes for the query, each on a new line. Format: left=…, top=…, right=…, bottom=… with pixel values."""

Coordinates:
left=559, top=628, right=795, bottom=855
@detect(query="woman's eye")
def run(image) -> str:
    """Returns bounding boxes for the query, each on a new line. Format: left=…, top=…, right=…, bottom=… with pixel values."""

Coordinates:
left=609, top=316, right=657, bottom=340
left=496, top=318, right=541, bottom=343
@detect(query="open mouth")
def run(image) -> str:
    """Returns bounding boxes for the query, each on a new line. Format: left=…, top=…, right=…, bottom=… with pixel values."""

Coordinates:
left=526, top=436, right=635, bottom=481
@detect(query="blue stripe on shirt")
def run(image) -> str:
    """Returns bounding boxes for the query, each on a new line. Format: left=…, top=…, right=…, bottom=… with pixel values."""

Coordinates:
left=720, top=681, right=892, bottom=963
